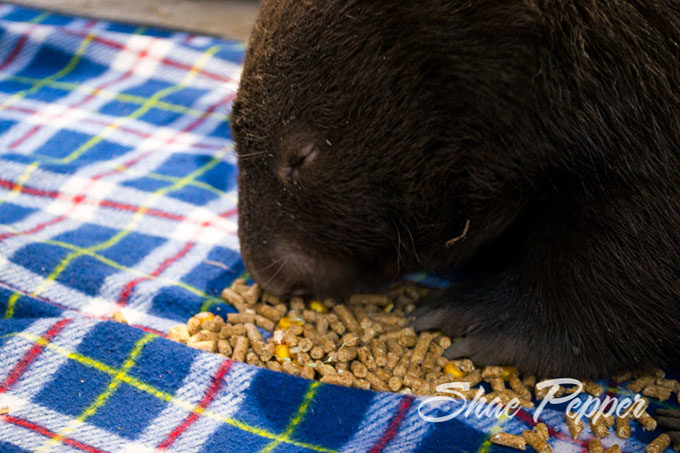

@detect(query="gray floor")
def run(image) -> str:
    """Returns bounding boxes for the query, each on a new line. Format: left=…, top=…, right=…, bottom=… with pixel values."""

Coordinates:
left=5, top=0, right=259, bottom=40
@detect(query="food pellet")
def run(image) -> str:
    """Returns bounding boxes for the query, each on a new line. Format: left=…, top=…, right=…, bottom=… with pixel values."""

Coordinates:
left=589, top=438, right=603, bottom=453
left=643, top=385, right=672, bottom=401
left=300, top=365, right=315, bottom=380
left=629, top=376, right=656, bottom=393
left=646, top=434, right=671, bottom=453
left=535, top=423, right=549, bottom=442
left=256, top=304, right=283, bottom=322
left=490, top=432, right=526, bottom=450
left=241, top=284, right=261, bottom=305
left=590, top=414, right=610, bottom=438
left=584, top=380, right=604, bottom=397
left=403, top=374, right=430, bottom=395
left=337, top=346, right=358, bottom=362
left=482, top=366, right=504, bottom=379
left=221, top=287, right=246, bottom=306
left=187, top=338, right=215, bottom=352
left=388, top=376, right=403, bottom=392
left=565, top=412, right=583, bottom=439
left=463, top=369, right=483, bottom=387
left=636, top=411, right=658, bottom=431
left=365, top=371, right=389, bottom=392
left=246, top=351, right=260, bottom=365
left=522, top=429, right=552, bottom=453
left=613, top=371, right=633, bottom=382
left=357, top=345, right=377, bottom=371
left=231, top=336, right=249, bottom=362
left=320, top=373, right=353, bottom=387
left=604, top=446, right=621, bottom=453
left=509, top=375, right=532, bottom=401
left=168, top=324, right=190, bottom=343
left=437, top=335, right=452, bottom=349
left=341, top=332, right=360, bottom=347
left=490, top=377, right=506, bottom=393
left=217, top=339, right=232, bottom=356
left=615, top=415, right=630, bottom=438
left=333, top=304, right=361, bottom=333
left=371, top=339, right=388, bottom=367
left=282, top=361, right=300, bottom=376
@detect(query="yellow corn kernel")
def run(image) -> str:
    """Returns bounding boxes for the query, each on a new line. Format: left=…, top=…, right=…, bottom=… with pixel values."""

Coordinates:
left=309, top=300, right=329, bottom=313
left=501, top=366, right=519, bottom=381
left=383, top=302, right=394, bottom=313
left=444, top=363, right=466, bottom=378
left=195, top=312, right=215, bottom=324
left=277, top=317, right=304, bottom=330
left=275, top=344, right=291, bottom=362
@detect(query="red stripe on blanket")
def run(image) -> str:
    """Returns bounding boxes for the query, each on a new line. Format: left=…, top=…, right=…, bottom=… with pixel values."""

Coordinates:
left=0, top=318, right=72, bottom=393
left=0, top=35, right=28, bottom=72
left=156, top=359, right=233, bottom=449
left=0, top=278, right=71, bottom=310
left=116, top=241, right=195, bottom=306
left=1, top=414, right=108, bottom=453
left=220, top=208, right=238, bottom=218
left=369, top=394, right=414, bottom=453
left=0, top=215, right=66, bottom=242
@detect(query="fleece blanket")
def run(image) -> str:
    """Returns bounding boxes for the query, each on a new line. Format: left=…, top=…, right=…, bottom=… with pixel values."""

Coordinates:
left=0, top=4, right=676, bottom=452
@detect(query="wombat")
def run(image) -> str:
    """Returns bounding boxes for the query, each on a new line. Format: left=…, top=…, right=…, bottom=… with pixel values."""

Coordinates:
left=230, top=0, right=680, bottom=377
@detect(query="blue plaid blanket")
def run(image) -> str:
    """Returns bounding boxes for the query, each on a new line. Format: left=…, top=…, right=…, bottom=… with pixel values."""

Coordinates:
left=0, top=4, right=676, bottom=452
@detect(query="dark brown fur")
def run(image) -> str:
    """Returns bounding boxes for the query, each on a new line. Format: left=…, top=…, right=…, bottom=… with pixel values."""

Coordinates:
left=231, top=0, right=680, bottom=377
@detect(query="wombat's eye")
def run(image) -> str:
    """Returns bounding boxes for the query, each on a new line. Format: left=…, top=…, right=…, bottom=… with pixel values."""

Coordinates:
left=278, top=142, right=319, bottom=184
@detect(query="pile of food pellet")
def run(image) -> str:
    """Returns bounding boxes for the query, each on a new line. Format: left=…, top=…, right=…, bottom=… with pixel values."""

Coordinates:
left=165, top=279, right=680, bottom=453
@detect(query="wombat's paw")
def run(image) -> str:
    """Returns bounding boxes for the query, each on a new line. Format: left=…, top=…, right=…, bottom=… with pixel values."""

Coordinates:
left=410, top=291, right=483, bottom=338
left=410, top=284, right=537, bottom=371
left=410, top=282, right=510, bottom=338
left=443, top=334, right=520, bottom=368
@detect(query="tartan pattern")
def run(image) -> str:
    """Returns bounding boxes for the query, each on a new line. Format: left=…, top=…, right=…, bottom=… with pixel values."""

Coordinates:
left=0, top=3, right=676, bottom=452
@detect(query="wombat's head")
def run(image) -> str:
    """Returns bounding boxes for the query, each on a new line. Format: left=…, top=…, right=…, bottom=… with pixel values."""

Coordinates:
left=232, top=1, right=532, bottom=297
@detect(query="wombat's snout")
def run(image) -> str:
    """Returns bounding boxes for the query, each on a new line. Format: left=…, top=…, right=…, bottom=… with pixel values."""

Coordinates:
left=241, top=239, right=353, bottom=298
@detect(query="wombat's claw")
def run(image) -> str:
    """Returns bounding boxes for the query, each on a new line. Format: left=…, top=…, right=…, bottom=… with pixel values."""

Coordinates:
left=443, top=337, right=472, bottom=359
left=443, top=335, right=499, bottom=366
left=655, top=408, right=680, bottom=444
left=410, top=290, right=480, bottom=338
left=410, top=305, right=448, bottom=332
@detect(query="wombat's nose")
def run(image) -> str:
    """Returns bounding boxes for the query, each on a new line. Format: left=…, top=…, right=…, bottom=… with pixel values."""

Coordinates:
left=243, top=240, right=317, bottom=297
